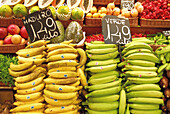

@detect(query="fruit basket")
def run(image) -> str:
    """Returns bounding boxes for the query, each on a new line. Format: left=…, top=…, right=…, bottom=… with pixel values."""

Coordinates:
left=59, top=19, right=84, bottom=28
left=149, top=44, right=167, bottom=51
left=0, top=18, right=24, bottom=27
left=85, top=17, right=102, bottom=27
left=140, top=18, right=170, bottom=28
left=129, top=17, right=138, bottom=27
left=93, top=0, right=121, bottom=5
left=0, top=44, right=26, bottom=53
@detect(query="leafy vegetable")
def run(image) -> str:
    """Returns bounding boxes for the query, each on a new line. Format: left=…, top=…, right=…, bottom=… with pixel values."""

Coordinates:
left=0, top=54, right=18, bottom=86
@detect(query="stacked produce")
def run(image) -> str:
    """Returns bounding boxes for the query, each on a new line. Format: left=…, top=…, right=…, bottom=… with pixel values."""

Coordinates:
left=155, top=45, right=170, bottom=113
left=43, top=40, right=87, bottom=113
left=83, top=41, right=122, bottom=114
left=119, top=42, right=164, bottom=113
left=9, top=40, right=49, bottom=113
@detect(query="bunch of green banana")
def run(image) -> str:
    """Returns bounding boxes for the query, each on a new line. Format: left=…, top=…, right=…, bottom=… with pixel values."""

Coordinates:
left=84, top=42, right=123, bottom=114
left=44, top=41, right=87, bottom=114
left=120, top=41, right=164, bottom=113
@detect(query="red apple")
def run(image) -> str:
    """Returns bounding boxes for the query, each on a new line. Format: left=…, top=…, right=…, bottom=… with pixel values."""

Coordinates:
left=7, top=24, right=20, bottom=35
left=0, top=28, right=7, bottom=39
left=4, top=35, right=12, bottom=44
left=11, top=35, right=22, bottom=44
left=0, top=40, right=3, bottom=45
left=20, top=26, right=28, bottom=39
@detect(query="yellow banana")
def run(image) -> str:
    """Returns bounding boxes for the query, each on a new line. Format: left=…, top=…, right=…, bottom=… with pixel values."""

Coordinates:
left=47, top=60, right=78, bottom=69
left=16, top=83, right=45, bottom=94
left=13, top=96, right=45, bottom=106
left=10, top=62, right=34, bottom=71
left=80, top=65, right=85, bottom=71
left=15, top=92, right=42, bottom=101
left=16, top=46, right=47, bottom=57
left=9, top=65, right=36, bottom=77
left=48, top=67, right=76, bottom=73
left=10, top=103, right=45, bottom=112
left=14, top=68, right=46, bottom=83
left=45, top=84, right=82, bottom=93
left=44, top=78, right=79, bottom=85
left=68, top=80, right=80, bottom=87
left=72, top=99, right=82, bottom=105
left=12, top=108, right=44, bottom=113
left=44, top=95, right=78, bottom=106
left=27, top=54, right=45, bottom=59
left=48, top=72, right=78, bottom=78
left=26, top=40, right=50, bottom=48
left=47, top=48, right=77, bottom=57
left=44, top=105, right=78, bottom=113
left=61, top=40, right=73, bottom=44
left=77, top=68, right=88, bottom=87
left=77, top=48, right=87, bottom=67
left=33, top=67, right=46, bottom=73
left=18, top=56, right=46, bottom=66
left=44, top=89, right=78, bottom=99
left=47, top=53, right=78, bottom=62
left=69, top=44, right=77, bottom=47
left=15, top=76, right=44, bottom=89
left=47, top=44, right=74, bottom=52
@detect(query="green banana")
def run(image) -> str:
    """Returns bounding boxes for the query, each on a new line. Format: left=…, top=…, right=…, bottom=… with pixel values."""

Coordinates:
left=129, top=104, right=160, bottom=110
left=126, top=91, right=163, bottom=98
left=118, top=61, right=127, bottom=67
left=86, top=79, right=122, bottom=91
left=128, top=98, right=164, bottom=104
left=157, top=63, right=168, bottom=73
left=156, top=45, right=170, bottom=54
left=89, top=71, right=119, bottom=79
left=85, top=108, right=117, bottom=114
left=125, top=53, right=160, bottom=63
left=85, top=64, right=117, bottom=73
left=166, top=63, right=170, bottom=70
left=86, top=58, right=120, bottom=67
left=165, top=53, right=170, bottom=62
left=122, top=65, right=157, bottom=72
left=87, top=95, right=119, bottom=103
left=91, top=41, right=105, bottom=44
left=126, top=84, right=161, bottom=92
left=87, top=51, right=119, bottom=60
left=130, top=109, right=162, bottom=114
left=119, top=89, right=126, bottom=114
left=86, top=48, right=117, bottom=54
left=123, top=71, right=157, bottom=78
left=85, top=86, right=121, bottom=98
left=126, top=60, right=155, bottom=67
left=83, top=102, right=119, bottom=111
left=88, top=75, right=117, bottom=85
left=124, top=48, right=152, bottom=57
left=127, top=77, right=161, bottom=84
left=125, top=104, right=130, bottom=114
left=85, top=43, right=117, bottom=49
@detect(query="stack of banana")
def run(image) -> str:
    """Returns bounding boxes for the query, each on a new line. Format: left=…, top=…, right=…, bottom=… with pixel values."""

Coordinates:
left=9, top=40, right=49, bottom=113
left=84, top=41, right=122, bottom=114
left=43, top=41, right=87, bottom=114
left=119, top=42, right=164, bottom=114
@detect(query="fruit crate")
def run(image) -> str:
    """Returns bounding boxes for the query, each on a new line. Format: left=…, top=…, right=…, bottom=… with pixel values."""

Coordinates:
left=59, top=19, right=84, bottom=28
left=140, top=18, right=170, bottom=28
left=85, top=17, right=102, bottom=27
left=93, top=0, right=121, bottom=5
left=0, top=18, right=23, bottom=27
left=129, top=17, right=138, bottom=27
left=149, top=44, right=167, bottom=51
left=0, top=44, right=26, bottom=53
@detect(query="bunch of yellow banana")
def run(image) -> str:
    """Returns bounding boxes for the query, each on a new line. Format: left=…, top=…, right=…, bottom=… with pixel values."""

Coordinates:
left=84, top=41, right=122, bottom=114
left=120, top=41, right=163, bottom=113
left=44, top=40, right=87, bottom=113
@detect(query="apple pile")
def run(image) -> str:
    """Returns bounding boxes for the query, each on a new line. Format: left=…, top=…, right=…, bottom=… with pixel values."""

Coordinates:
left=140, top=0, right=170, bottom=19
left=0, top=24, right=28, bottom=45
left=86, top=2, right=143, bottom=18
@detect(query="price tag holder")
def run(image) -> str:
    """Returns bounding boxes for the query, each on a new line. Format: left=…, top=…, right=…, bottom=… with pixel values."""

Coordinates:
left=102, top=15, right=132, bottom=44
left=22, top=9, right=60, bottom=43
left=121, top=0, right=134, bottom=10
left=163, top=30, right=170, bottom=36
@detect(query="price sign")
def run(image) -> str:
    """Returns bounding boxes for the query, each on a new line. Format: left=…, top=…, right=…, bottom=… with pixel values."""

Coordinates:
left=121, top=0, right=134, bottom=10
left=22, top=9, right=60, bottom=42
left=102, top=15, right=132, bottom=44
left=163, top=30, right=170, bottom=36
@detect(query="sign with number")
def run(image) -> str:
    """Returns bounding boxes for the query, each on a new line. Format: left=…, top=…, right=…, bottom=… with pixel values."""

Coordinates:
left=121, top=0, right=134, bottom=10
left=163, top=30, right=170, bottom=36
left=102, top=15, right=132, bottom=44
left=22, top=9, right=60, bottom=42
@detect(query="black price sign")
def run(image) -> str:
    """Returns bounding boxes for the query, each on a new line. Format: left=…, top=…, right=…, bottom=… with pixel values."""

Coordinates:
left=102, top=15, right=132, bottom=44
left=121, top=0, right=134, bottom=10
left=22, top=9, right=60, bottom=42
left=163, top=30, right=170, bottom=36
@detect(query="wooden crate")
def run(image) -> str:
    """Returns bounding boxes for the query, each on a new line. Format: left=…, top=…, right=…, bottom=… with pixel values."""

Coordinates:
left=129, top=17, right=138, bottom=26
left=0, top=44, right=26, bottom=53
left=0, top=86, right=14, bottom=104
left=0, top=18, right=23, bottom=27
left=93, top=0, right=121, bottom=5
left=140, top=18, right=170, bottom=28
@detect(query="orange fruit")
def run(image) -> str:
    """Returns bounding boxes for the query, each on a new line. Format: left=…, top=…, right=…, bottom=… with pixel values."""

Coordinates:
left=90, top=6, right=97, bottom=14
left=107, top=3, right=115, bottom=10
left=100, top=13, right=106, bottom=18
left=113, top=7, right=120, bottom=16
left=93, top=13, right=100, bottom=18
left=86, top=13, right=92, bottom=18
left=131, top=9, right=138, bottom=17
